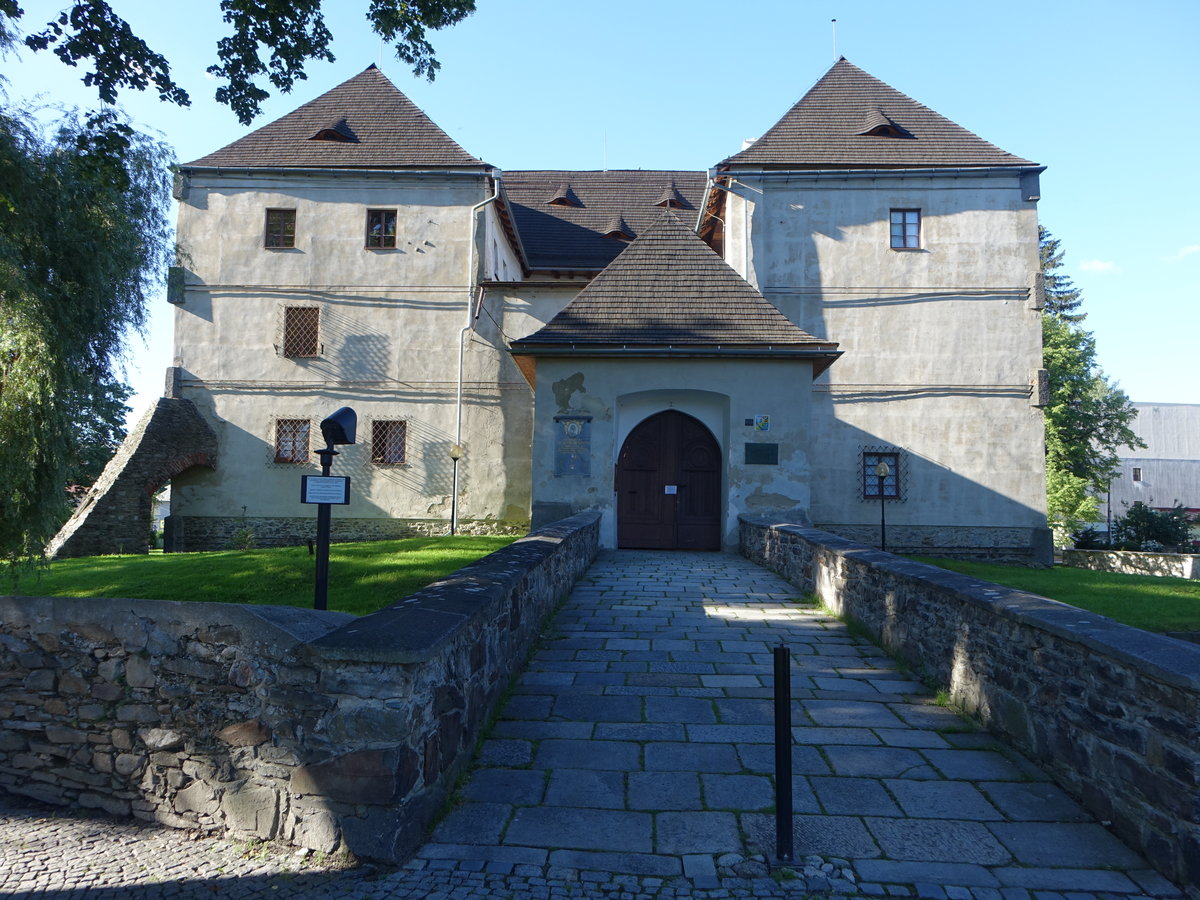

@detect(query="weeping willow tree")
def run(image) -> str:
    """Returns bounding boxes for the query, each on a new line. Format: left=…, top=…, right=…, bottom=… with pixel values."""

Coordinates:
left=0, top=108, right=174, bottom=563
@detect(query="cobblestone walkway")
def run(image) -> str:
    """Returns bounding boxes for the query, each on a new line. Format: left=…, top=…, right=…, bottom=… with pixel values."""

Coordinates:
left=0, top=551, right=1187, bottom=899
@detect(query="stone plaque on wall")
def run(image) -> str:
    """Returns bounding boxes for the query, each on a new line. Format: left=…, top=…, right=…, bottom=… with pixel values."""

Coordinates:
left=554, top=416, right=592, bottom=476
left=745, top=443, right=779, bottom=465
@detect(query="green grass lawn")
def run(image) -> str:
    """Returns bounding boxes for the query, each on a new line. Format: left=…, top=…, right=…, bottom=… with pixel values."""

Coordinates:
left=912, top=557, right=1200, bottom=634
left=6, top=535, right=519, bottom=617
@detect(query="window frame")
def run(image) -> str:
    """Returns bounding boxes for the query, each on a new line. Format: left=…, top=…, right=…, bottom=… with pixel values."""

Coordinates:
left=889, top=208, right=921, bottom=250
left=264, top=208, right=296, bottom=249
left=366, top=208, right=398, bottom=249
left=274, top=418, right=311, bottom=465
left=1132, top=467, right=1143, bottom=483
left=863, top=450, right=901, bottom=500
left=371, top=419, right=408, bottom=466
left=281, top=306, right=320, bottom=359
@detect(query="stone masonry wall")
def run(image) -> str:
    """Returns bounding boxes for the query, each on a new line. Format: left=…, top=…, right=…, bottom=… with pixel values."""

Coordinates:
left=741, top=515, right=1200, bottom=891
left=0, top=511, right=599, bottom=862
left=1062, top=549, right=1200, bottom=580
left=165, top=515, right=528, bottom=553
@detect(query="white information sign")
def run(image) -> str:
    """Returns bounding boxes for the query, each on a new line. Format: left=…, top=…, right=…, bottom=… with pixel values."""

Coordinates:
left=664, top=485, right=678, bottom=495
left=301, top=475, right=351, bottom=505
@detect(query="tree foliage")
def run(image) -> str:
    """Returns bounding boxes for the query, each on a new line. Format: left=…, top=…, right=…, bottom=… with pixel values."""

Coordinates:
left=1111, top=501, right=1195, bottom=553
left=6, top=0, right=476, bottom=124
left=1039, top=228, right=1141, bottom=544
left=0, top=107, right=173, bottom=562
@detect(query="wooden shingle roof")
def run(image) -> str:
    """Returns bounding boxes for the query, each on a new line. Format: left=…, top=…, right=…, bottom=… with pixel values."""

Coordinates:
left=511, top=212, right=838, bottom=359
left=185, top=65, right=486, bottom=169
left=501, top=170, right=706, bottom=271
left=723, top=58, right=1036, bottom=169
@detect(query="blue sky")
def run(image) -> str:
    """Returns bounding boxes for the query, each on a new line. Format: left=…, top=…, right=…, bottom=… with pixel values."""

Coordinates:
left=3, top=0, right=1196, bottom=427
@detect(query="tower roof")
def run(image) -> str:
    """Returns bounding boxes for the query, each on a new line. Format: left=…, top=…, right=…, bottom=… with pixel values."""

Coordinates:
left=512, top=212, right=838, bottom=359
left=722, top=58, right=1036, bottom=169
left=185, top=65, right=486, bottom=169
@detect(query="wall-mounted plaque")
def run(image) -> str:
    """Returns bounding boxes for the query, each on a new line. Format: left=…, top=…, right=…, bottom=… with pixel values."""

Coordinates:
left=745, top=443, right=779, bottom=466
left=554, top=415, right=592, bottom=476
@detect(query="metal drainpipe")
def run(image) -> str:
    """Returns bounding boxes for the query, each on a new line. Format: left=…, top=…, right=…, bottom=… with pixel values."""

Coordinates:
left=452, top=172, right=502, bottom=533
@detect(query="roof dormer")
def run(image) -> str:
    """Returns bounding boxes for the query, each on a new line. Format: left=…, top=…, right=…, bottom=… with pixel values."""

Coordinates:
left=604, top=214, right=635, bottom=241
left=547, top=183, right=582, bottom=207
left=857, top=108, right=912, bottom=139
left=309, top=117, right=358, bottom=142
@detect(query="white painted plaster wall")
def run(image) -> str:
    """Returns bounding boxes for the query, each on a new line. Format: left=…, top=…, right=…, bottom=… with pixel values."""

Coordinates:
left=529, top=356, right=816, bottom=550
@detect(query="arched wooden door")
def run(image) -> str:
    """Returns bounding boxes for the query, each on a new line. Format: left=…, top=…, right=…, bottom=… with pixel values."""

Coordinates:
left=616, top=410, right=721, bottom=550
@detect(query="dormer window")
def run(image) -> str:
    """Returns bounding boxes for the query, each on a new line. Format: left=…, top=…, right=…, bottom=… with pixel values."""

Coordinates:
left=604, top=214, right=635, bottom=242
left=309, top=118, right=357, bottom=142
left=858, top=109, right=913, bottom=139
left=547, top=183, right=582, bottom=207
left=655, top=182, right=687, bottom=209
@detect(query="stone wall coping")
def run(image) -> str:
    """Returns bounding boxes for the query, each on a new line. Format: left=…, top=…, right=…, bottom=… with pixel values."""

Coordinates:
left=0, top=593, right=353, bottom=651
left=740, top=516, right=1200, bottom=692
left=308, top=511, right=603, bottom=664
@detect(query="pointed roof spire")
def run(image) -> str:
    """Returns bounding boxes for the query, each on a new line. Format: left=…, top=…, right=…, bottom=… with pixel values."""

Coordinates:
left=722, top=58, right=1035, bottom=169
left=512, top=212, right=839, bottom=368
left=186, top=65, right=486, bottom=169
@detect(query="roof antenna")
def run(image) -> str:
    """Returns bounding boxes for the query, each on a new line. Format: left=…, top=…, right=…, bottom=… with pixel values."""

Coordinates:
left=831, top=19, right=838, bottom=60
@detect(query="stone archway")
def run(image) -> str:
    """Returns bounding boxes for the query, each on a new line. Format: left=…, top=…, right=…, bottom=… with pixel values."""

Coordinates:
left=47, top=397, right=218, bottom=558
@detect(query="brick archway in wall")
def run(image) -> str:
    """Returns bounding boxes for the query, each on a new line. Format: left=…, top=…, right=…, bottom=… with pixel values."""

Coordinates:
left=47, top=397, right=218, bottom=558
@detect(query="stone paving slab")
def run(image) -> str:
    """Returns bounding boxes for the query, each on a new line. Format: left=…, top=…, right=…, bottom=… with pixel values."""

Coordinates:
left=0, top=550, right=1189, bottom=899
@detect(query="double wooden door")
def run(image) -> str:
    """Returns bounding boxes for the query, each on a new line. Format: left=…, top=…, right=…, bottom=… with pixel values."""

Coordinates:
left=616, top=410, right=721, bottom=550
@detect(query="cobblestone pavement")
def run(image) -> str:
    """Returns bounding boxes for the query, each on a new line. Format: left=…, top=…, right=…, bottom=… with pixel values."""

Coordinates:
left=0, top=551, right=1188, bottom=899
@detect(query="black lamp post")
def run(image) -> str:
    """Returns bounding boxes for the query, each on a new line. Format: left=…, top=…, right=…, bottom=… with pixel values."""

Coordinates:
left=876, top=459, right=890, bottom=553
left=312, top=407, right=356, bottom=610
left=449, top=443, right=464, bottom=535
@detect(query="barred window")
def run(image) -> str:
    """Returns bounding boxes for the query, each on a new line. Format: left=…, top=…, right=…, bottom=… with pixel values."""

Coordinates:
left=889, top=209, right=920, bottom=249
left=371, top=420, right=407, bottom=465
left=275, top=419, right=310, bottom=464
left=863, top=451, right=900, bottom=499
left=366, top=209, right=397, bottom=249
left=265, top=208, right=296, bottom=248
left=282, top=307, right=320, bottom=358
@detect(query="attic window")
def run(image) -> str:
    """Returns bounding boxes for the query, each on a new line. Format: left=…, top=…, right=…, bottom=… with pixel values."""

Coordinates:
left=655, top=182, right=686, bottom=209
left=309, top=118, right=357, bottom=142
left=603, top=214, right=634, bottom=241
left=547, top=183, right=581, bottom=207
left=858, top=109, right=912, bottom=139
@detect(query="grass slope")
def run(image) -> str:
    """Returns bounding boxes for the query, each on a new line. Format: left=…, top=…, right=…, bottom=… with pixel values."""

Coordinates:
left=7, top=536, right=518, bottom=617
left=913, top=557, right=1200, bottom=633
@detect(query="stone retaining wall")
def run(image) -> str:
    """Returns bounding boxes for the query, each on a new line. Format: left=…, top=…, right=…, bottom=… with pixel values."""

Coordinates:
left=163, top=515, right=528, bottom=552
left=1062, top=549, right=1200, bottom=580
left=0, top=511, right=599, bottom=862
left=741, top=515, right=1200, bottom=890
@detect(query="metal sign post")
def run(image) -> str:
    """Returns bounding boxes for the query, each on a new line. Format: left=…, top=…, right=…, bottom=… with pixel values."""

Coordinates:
left=302, top=407, right=357, bottom=611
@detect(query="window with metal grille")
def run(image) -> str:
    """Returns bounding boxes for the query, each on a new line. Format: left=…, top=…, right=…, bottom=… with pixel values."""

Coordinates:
left=863, top=451, right=900, bottom=499
left=265, top=208, right=296, bottom=248
left=371, top=420, right=407, bottom=465
left=282, top=307, right=320, bottom=358
left=890, top=209, right=920, bottom=249
left=275, top=419, right=310, bottom=464
left=366, top=209, right=397, bottom=249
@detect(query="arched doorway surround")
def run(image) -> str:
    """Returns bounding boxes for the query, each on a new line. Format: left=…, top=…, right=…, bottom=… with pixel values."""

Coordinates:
left=616, top=410, right=721, bottom=550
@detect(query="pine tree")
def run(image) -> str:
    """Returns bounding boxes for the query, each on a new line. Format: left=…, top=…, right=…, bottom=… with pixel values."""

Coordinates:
left=1039, top=226, right=1085, bottom=324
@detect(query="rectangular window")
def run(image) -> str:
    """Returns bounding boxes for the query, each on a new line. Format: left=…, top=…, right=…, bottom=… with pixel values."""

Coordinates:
left=366, top=209, right=398, bottom=249
left=265, top=208, right=296, bottom=248
left=275, top=419, right=310, bottom=464
left=890, top=209, right=920, bottom=249
left=1132, top=467, right=1142, bottom=482
left=282, top=306, right=320, bottom=358
left=863, top=451, right=900, bottom=499
left=371, top=420, right=407, bottom=465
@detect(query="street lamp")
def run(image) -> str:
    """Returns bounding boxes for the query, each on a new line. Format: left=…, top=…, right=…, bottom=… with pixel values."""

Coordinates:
left=876, top=459, right=890, bottom=553
left=449, top=443, right=464, bottom=536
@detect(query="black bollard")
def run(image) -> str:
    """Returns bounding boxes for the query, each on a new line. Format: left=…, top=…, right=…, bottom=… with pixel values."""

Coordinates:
left=773, top=642, right=794, bottom=863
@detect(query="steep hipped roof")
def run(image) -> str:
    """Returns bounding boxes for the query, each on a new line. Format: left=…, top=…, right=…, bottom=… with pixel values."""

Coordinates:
left=723, top=58, right=1036, bottom=169
left=501, top=170, right=706, bottom=271
left=185, top=65, right=486, bottom=169
left=511, top=212, right=838, bottom=359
